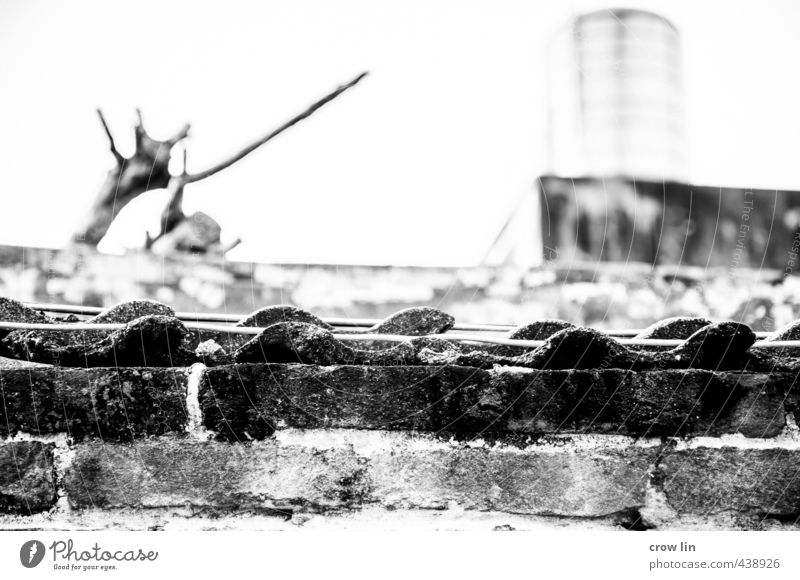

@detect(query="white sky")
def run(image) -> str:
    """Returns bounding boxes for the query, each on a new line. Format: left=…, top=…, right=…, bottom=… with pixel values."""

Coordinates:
left=1, top=0, right=799, bottom=265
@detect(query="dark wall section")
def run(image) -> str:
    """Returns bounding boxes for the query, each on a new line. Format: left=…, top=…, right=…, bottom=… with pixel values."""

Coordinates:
left=539, top=175, right=800, bottom=270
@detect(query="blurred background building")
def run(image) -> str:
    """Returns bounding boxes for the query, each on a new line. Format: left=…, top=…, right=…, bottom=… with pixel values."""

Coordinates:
left=488, top=7, right=800, bottom=273
left=486, top=8, right=690, bottom=269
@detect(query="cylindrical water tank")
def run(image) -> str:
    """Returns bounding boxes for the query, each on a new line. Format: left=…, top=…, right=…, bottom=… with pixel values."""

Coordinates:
left=546, top=8, right=687, bottom=181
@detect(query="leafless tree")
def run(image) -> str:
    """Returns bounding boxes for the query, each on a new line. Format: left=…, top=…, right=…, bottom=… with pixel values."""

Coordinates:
left=73, top=72, right=368, bottom=248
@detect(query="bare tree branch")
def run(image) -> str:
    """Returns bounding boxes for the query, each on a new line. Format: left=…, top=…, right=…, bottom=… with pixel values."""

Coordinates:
left=185, top=71, right=368, bottom=184
left=134, top=107, right=147, bottom=150
left=166, top=123, right=191, bottom=147
left=96, top=109, right=124, bottom=164
left=223, top=238, right=242, bottom=254
left=76, top=109, right=189, bottom=245
left=181, top=146, right=188, bottom=176
left=78, top=72, right=368, bottom=249
left=160, top=175, right=187, bottom=236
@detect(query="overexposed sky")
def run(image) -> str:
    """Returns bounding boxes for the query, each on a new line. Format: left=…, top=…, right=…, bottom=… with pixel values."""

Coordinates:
left=1, top=0, right=799, bottom=265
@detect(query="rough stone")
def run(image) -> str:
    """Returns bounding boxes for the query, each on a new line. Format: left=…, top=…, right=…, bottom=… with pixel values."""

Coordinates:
left=659, top=322, right=756, bottom=370
left=758, top=320, right=800, bottom=357
left=151, top=211, right=222, bottom=254
left=659, top=448, right=800, bottom=517
left=419, top=322, right=764, bottom=372
left=517, top=327, right=633, bottom=370
left=367, top=307, right=454, bottom=336
left=0, top=441, right=57, bottom=515
left=624, top=370, right=787, bottom=438
left=201, top=363, right=499, bottom=439
left=767, top=320, right=800, bottom=341
left=92, top=299, right=175, bottom=323
left=235, top=306, right=453, bottom=338
left=233, top=322, right=416, bottom=366
left=200, top=364, right=789, bottom=440
left=487, top=319, right=575, bottom=357
left=418, top=328, right=641, bottom=370
left=508, top=320, right=575, bottom=341
left=65, top=439, right=370, bottom=511
left=635, top=317, right=712, bottom=339
left=0, top=367, right=189, bottom=440
left=502, top=369, right=786, bottom=438
left=63, top=436, right=655, bottom=517
left=368, top=443, right=656, bottom=516
left=195, top=339, right=232, bottom=366
left=0, top=297, right=50, bottom=324
left=236, top=305, right=332, bottom=330
left=2, top=314, right=194, bottom=367
left=0, top=297, right=51, bottom=343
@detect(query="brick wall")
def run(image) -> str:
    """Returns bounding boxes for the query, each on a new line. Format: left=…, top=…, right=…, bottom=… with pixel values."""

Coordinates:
left=2, top=258, right=800, bottom=530
left=3, top=362, right=799, bottom=531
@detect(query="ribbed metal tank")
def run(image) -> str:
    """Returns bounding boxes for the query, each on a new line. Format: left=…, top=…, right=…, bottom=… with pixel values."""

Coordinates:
left=546, top=8, right=687, bottom=181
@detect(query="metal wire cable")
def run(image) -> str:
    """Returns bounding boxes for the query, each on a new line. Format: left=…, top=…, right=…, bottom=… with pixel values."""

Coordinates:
left=20, top=301, right=775, bottom=337
left=22, top=302, right=516, bottom=330
left=0, top=320, right=795, bottom=349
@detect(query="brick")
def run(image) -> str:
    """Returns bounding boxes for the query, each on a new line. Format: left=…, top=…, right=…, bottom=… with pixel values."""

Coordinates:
left=200, top=364, right=501, bottom=439
left=505, top=369, right=786, bottom=439
left=200, top=364, right=788, bottom=440
left=368, top=444, right=656, bottom=516
left=659, top=448, right=800, bottom=517
left=63, top=436, right=656, bottom=517
left=0, top=367, right=188, bottom=440
left=0, top=441, right=57, bottom=514
left=622, top=370, right=787, bottom=438
left=64, top=439, right=371, bottom=511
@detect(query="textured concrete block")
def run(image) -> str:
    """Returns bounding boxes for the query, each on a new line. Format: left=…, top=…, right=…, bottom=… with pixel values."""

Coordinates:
left=368, top=445, right=656, bottom=516
left=621, top=370, right=787, bottom=438
left=200, top=364, right=788, bottom=440
left=0, top=441, right=57, bottom=514
left=200, top=364, right=500, bottom=439
left=659, top=448, right=800, bottom=517
left=65, top=439, right=370, bottom=511
left=0, top=367, right=189, bottom=440
left=64, top=435, right=656, bottom=517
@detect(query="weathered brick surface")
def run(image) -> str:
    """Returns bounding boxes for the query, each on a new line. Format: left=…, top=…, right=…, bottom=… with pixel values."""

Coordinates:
left=614, top=370, right=788, bottom=438
left=0, top=367, right=188, bottom=440
left=64, top=437, right=655, bottom=517
left=200, top=364, right=500, bottom=439
left=511, top=369, right=790, bottom=438
left=200, top=364, right=790, bottom=440
left=368, top=445, right=655, bottom=516
left=0, top=441, right=57, bottom=514
left=65, top=439, right=369, bottom=512
left=659, top=448, right=800, bottom=517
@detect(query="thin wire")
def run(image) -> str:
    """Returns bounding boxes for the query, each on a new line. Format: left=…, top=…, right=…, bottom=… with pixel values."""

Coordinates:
left=23, top=302, right=515, bottom=330
left=0, top=320, right=259, bottom=334
left=20, top=302, right=774, bottom=337
left=0, top=320, right=795, bottom=349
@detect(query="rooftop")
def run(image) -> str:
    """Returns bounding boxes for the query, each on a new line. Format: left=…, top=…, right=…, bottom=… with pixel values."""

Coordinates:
left=1, top=295, right=799, bottom=530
